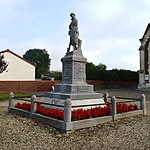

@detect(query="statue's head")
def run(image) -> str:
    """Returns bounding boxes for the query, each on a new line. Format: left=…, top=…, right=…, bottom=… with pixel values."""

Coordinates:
left=70, top=13, right=75, bottom=17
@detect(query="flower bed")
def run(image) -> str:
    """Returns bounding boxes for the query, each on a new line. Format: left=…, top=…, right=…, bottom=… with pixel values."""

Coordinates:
left=15, top=102, right=138, bottom=121
left=36, top=104, right=64, bottom=120
left=15, top=102, right=31, bottom=111
left=117, top=103, right=138, bottom=113
left=72, top=104, right=110, bottom=121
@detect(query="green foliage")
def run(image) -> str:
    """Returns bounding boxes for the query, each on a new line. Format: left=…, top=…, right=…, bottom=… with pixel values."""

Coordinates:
left=86, top=62, right=96, bottom=79
left=0, top=55, right=8, bottom=74
left=23, top=48, right=51, bottom=78
left=97, top=63, right=107, bottom=70
left=86, top=62, right=138, bottom=82
left=50, top=71, right=62, bottom=80
left=0, top=92, right=32, bottom=101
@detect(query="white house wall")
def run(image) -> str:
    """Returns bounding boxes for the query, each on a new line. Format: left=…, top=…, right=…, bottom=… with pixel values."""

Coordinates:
left=0, top=52, right=35, bottom=80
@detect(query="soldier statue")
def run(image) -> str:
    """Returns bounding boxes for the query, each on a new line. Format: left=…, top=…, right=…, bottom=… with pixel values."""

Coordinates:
left=67, top=13, right=82, bottom=52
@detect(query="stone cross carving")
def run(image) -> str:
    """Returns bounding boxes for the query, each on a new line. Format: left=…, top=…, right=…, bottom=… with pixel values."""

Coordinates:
left=67, top=13, right=82, bottom=52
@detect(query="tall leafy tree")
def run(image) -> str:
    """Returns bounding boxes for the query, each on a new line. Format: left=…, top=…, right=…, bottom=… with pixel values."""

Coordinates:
left=86, top=62, right=138, bottom=82
left=23, top=48, right=51, bottom=78
left=86, top=62, right=96, bottom=80
left=0, top=55, right=8, bottom=74
left=97, top=63, right=107, bottom=70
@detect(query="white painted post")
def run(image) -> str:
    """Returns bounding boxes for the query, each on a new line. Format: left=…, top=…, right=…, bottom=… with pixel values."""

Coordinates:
left=30, top=95, right=37, bottom=114
left=64, top=98, right=72, bottom=123
left=111, top=96, right=117, bottom=120
left=8, top=92, right=14, bottom=112
left=140, top=94, right=146, bottom=115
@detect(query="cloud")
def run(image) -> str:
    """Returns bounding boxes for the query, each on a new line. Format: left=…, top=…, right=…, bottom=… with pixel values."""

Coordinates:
left=76, top=0, right=150, bottom=40
left=0, top=0, right=149, bottom=72
left=0, top=37, right=66, bottom=71
left=0, top=0, right=29, bottom=23
left=82, top=37, right=139, bottom=70
left=109, top=55, right=139, bottom=71
left=70, top=0, right=150, bottom=71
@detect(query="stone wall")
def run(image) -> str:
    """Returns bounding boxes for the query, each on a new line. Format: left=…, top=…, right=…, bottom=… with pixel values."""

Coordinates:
left=0, top=80, right=138, bottom=93
left=87, top=80, right=138, bottom=90
left=0, top=80, right=59, bottom=93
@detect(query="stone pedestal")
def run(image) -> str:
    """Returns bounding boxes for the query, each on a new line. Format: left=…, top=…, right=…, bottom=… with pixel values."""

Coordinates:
left=44, top=49, right=103, bottom=108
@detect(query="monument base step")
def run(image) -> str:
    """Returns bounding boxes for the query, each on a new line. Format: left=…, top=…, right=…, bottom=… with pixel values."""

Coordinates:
left=53, top=83, right=94, bottom=93
left=42, top=97, right=105, bottom=110
left=45, top=91, right=103, bottom=100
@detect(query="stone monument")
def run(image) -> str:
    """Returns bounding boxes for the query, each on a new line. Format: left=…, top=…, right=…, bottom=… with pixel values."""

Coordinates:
left=44, top=13, right=103, bottom=107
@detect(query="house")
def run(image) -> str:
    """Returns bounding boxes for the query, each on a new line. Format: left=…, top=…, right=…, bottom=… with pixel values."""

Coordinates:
left=138, top=23, right=150, bottom=90
left=0, top=49, right=35, bottom=80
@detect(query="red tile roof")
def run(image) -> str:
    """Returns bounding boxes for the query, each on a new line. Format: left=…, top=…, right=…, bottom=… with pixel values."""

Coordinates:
left=0, top=49, right=36, bottom=67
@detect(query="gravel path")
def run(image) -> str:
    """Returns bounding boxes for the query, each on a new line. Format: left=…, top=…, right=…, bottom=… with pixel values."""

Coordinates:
left=1, top=89, right=150, bottom=150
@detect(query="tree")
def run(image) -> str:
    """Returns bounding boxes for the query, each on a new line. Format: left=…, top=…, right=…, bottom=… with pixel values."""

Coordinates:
left=97, top=63, right=107, bottom=70
left=86, top=62, right=138, bottom=82
left=0, top=55, right=8, bottom=74
left=86, top=62, right=97, bottom=79
left=50, top=71, right=62, bottom=80
left=86, top=62, right=108, bottom=80
left=23, top=48, right=51, bottom=78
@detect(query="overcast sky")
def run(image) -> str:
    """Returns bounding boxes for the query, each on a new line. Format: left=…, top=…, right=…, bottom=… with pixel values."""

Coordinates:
left=0, top=0, right=150, bottom=71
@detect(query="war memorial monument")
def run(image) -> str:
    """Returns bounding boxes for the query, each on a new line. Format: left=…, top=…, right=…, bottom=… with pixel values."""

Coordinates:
left=44, top=13, right=104, bottom=107
left=8, top=13, right=146, bottom=132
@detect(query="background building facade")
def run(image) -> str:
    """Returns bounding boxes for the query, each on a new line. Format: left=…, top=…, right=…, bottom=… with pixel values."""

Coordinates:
left=0, top=49, right=35, bottom=80
left=138, top=23, right=150, bottom=90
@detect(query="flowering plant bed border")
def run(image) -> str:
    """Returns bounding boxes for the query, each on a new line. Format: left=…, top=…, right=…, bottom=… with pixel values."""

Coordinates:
left=113, top=110, right=143, bottom=120
left=10, top=107, right=31, bottom=118
left=8, top=92, right=146, bottom=131
left=9, top=107, right=143, bottom=131
left=14, top=102, right=138, bottom=121
left=9, top=107, right=112, bottom=130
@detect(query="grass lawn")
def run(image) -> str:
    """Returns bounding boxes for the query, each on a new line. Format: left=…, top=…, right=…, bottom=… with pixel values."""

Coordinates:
left=0, top=92, right=32, bottom=101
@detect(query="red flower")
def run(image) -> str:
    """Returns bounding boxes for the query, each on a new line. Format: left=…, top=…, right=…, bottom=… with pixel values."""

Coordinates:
left=15, top=102, right=30, bottom=111
left=36, top=105, right=64, bottom=120
left=15, top=101, right=138, bottom=121
left=133, top=104, right=138, bottom=110
left=116, top=103, right=138, bottom=113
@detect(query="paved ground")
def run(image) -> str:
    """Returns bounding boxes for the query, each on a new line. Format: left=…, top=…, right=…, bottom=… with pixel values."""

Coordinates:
left=0, top=89, right=150, bottom=150
left=97, top=89, right=150, bottom=101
